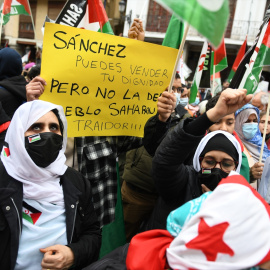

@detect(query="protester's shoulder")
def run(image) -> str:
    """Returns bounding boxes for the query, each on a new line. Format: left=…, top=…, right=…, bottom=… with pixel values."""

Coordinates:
left=64, top=166, right=90, bottom=192
left=0, top=75, right=27, bottom=85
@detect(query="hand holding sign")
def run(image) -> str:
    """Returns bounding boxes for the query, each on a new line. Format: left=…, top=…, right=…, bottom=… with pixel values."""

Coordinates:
left=26, top=76, right=46, bottom=101
left=128, top=18, right=145, bottom=41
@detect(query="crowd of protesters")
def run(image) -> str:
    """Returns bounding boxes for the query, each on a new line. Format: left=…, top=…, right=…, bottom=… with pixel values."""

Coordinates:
left=2, top=18, right=270, bottom=270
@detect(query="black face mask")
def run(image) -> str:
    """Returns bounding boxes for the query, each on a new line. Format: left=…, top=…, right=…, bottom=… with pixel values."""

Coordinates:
left=25, top=132, right=63, bottom=168
left=198, top=168, right=229, bottom=191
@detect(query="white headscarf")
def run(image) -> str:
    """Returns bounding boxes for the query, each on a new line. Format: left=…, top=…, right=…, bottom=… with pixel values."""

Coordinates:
left=193, top=130, right=242, bottom=173
left=1, top=100, right=68, bottom=206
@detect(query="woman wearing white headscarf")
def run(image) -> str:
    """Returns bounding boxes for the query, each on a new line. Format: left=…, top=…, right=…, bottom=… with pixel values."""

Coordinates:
left=0, top=100, right=101, bottom=270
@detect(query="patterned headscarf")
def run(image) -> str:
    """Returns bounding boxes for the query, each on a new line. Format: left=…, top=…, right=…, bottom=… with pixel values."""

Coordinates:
left=235, top=104, right=270, bottom=163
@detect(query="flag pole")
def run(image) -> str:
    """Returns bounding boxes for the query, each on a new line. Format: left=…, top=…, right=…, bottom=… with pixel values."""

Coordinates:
left=139, top=0, right=147, bottom=20
left=211, top=65, right=216, bottom=96
left=0, top=12, right=3, bottom=45
left=168, top=24, right=190, bottom=92
left=259, top=94, right=270, bottom=163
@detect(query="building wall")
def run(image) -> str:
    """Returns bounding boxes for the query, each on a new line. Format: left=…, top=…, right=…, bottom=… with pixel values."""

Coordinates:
left=2, top=0, right=121, bottom=55
left=231, top=0, right=267, bottom=41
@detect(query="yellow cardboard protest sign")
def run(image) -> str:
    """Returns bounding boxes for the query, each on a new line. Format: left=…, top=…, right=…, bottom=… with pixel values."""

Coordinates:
left=40, top=22, right=178, bottom=137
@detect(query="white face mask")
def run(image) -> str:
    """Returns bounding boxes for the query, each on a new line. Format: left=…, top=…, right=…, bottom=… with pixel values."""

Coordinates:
left=174, top=93, right=181, bottom=104
left=180, top=97, right=189, bottom=106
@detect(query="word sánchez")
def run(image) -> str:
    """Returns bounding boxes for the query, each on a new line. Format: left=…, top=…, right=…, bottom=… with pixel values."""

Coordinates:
left=53, top=31, right=126, bottom=58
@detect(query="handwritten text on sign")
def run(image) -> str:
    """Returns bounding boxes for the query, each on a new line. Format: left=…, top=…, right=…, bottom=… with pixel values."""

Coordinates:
left=40, top=23, right=178, bottom=137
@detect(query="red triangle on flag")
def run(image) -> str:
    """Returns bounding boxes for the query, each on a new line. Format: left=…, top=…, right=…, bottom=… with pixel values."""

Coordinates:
left=17, top=0, right=31, bottom=15
left=30, top=212, right=41, bottom=225
left=4, top=147, right=10, bottom=157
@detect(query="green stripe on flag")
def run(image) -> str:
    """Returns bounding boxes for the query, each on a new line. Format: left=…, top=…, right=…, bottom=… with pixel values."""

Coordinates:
left=189, top=79, right=198, bottom=104
left=162, top=14, right=184, bottom=49
left=1, top=4, right=30, bottom=25
left=243, top=43, right=270, bottom=94
left=98, top=21, right=114, bottom=35
left=22, top=212, right=33, bottom=224
left=255, top=43, right=270, bottom=67
left=156, top=0, right=229, bottom=48
left=227, top=69, right=235, bottom=83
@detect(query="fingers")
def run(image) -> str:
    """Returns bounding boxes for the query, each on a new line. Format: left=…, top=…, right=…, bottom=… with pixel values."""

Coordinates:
left=26, top=78, right=46, bottom=101
left=201, top=184, right=211, bottom=193
left=157, top=91, right=176, bottom=122
left=41, top=245, right=74, bottom=270
left=131, top=18, right=143, bottom=30
left=128, top=28, right=140, bottom=39
left=128, top=19, right=144, bottom=40
left=251, top=162, right=264, bottom=179
left=30, top=76, right=47, bottom=85
left=222, top=88, right=247, bottom=104
left=158, top=92, right=176, bottom=108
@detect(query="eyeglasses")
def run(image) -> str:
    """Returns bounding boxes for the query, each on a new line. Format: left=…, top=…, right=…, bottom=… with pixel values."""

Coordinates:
left=200, top=156, right=237, bottom=173
left=172, top=86, right=181, bottom=92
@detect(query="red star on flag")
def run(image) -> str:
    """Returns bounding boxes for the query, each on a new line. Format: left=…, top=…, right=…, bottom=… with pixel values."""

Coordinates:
left=185, top=218, right=234, bottom=261
left=198, top=62, right=205, bottom=71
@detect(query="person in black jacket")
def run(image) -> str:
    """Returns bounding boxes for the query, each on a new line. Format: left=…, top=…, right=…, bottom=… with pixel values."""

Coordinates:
left=0, top=47, right=27, bottom=118
left=0, top=100, right=101, bottom=270
left=146, top=88, right=253, bottom=230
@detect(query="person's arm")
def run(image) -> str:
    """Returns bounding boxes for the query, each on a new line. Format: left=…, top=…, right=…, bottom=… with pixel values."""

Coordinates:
left=66, top=178, right=101, bottom=269
left=153, top=88, right=252, bottom=202
left=115, top=91, right=176, bottom=155
left=144, top=91, right=176, bottom=156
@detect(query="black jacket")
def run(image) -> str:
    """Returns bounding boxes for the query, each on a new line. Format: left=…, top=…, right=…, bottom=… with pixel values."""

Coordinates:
left=0, top=161, right=101, bottom=270
left=0, top=75, right=27, bottom=118
left=145, top=114, right=214, bottom=230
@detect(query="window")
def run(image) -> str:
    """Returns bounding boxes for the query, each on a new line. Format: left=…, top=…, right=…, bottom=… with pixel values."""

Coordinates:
left=146, top=0, right=171, bottom=32
left=18, top=0, right=36, bottom=39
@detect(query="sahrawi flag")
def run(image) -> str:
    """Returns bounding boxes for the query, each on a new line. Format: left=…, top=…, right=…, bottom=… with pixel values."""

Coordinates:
left=229, top=4, right=270, bottom=89
left=0, top=0, right=31, bottom=25
left=240, top=21, right=270, bottom=94
left=155, top=0, right=229, bottom=48
left=22, top=201, right=41, bottom=225
left=227, top=36, right=247, bottom=83
left=210, top=37, right=228, bottom=75
left=167, top=174, right=270, bottom=269
left=189, top=41, right=208, bottom=103
left=54, top=0, right=113, bottom=34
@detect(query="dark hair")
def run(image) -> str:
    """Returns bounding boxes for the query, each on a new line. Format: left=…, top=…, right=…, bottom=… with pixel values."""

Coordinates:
left=52, top=109, right=64, bottom=135
left=205, top=92, right=222, bottom=111
left=27, top=65, right=41, bottom=81
left=175, top=73, right=180, bottom=79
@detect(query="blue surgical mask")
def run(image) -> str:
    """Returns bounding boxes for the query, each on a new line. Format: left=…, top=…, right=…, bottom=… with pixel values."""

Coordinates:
left=191, top=97, right=200, bottom=106
left=174, top=92, right=181, bottom=104
left=180, top=97, right=188, bottom=107
left=242, top=123, right=258, bottom=140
